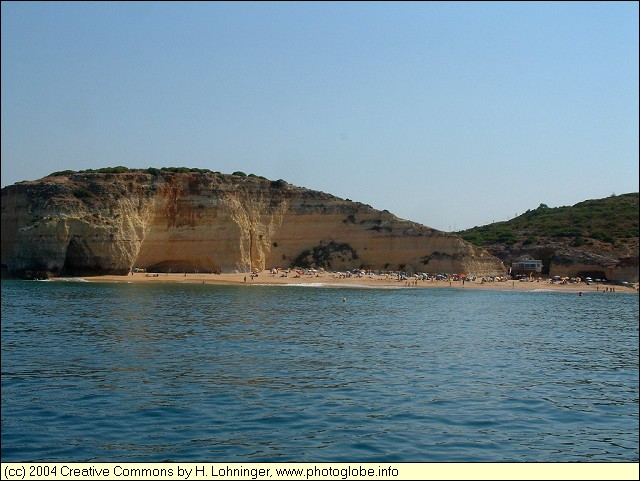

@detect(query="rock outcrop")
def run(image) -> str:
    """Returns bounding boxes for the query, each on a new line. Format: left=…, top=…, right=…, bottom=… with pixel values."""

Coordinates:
left=487, top=242, right=638, bottom=283
left=1, top=170, right=506, bottom=279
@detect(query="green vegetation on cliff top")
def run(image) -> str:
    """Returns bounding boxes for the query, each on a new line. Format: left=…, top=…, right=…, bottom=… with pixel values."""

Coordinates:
left=49, top=166, right=264, bottom=177
left=457, top=193, right=639, bottom=248
left=48, top=166, right=274, bottom=183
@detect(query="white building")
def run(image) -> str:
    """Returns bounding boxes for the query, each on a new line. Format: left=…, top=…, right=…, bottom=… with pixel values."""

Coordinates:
left=511, top=256, right=543, bottom=274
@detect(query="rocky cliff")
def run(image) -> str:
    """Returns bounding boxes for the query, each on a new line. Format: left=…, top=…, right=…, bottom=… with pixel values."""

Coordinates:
left=1, top=170, right=506, bottom=279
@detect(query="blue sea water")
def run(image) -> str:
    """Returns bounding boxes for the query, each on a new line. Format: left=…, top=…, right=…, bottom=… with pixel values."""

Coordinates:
left=1, top=280, right=638, bottom=462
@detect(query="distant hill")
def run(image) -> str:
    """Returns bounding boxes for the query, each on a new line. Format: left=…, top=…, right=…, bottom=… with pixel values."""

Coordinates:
left=456, top=193, right=639, bottom=282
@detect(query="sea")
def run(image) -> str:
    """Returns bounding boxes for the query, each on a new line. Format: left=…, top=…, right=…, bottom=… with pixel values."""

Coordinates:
left=1, top=279, right=638, bottom=463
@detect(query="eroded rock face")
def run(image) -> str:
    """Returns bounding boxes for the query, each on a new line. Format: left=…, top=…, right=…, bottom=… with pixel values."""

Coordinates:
left=485, top=242, right=639, bottom=283
left=1, top=171, right=506, bottom=278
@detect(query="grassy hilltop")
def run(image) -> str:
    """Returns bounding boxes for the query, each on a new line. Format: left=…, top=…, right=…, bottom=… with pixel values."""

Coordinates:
left=456, top=193, right=639, bottom=277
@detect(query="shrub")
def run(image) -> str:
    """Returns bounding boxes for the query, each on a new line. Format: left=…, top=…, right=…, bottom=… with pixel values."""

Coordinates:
left=570, top=237, right=586, bottom=247
left=73, top=187, right=93, bottom=199
left=49, top=170, right=77, bottom=177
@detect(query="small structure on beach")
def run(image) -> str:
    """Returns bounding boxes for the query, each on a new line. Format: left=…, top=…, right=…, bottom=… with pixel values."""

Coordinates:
left=511, top=256, right=543, bottom=276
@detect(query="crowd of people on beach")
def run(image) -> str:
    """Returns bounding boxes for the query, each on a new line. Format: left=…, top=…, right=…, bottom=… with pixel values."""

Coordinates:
left=124, top=265, right=638, bottom=292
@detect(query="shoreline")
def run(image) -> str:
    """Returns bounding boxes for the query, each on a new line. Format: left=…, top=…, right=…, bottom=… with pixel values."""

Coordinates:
left=55, top=271, right=639, bottom=294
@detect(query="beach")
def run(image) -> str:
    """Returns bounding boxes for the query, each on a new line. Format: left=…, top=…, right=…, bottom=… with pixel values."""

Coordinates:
left=72, top=270, right=639, bottom=293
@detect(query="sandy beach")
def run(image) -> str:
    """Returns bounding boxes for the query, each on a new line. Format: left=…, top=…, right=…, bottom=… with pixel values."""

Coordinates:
left=70, top=270, right=639, bottom=294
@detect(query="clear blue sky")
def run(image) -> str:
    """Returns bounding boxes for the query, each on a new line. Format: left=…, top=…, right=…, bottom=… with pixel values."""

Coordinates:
left=2, top=1, right=638, bottom=231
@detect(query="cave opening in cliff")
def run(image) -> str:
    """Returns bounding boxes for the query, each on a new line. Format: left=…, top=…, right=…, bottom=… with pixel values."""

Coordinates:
left=576, top=270, right=608, bottom=281
left=61, top=238, right=97, bottom=276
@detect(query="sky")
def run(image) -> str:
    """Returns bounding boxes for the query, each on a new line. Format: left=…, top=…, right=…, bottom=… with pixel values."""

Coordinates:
left=1, top=1, right=638, bottom=232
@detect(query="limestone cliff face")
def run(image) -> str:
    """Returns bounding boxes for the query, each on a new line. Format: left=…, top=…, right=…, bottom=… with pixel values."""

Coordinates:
left=1, top=174, right=155, bottom=277
left=1, top=171, right=506, bottom=278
